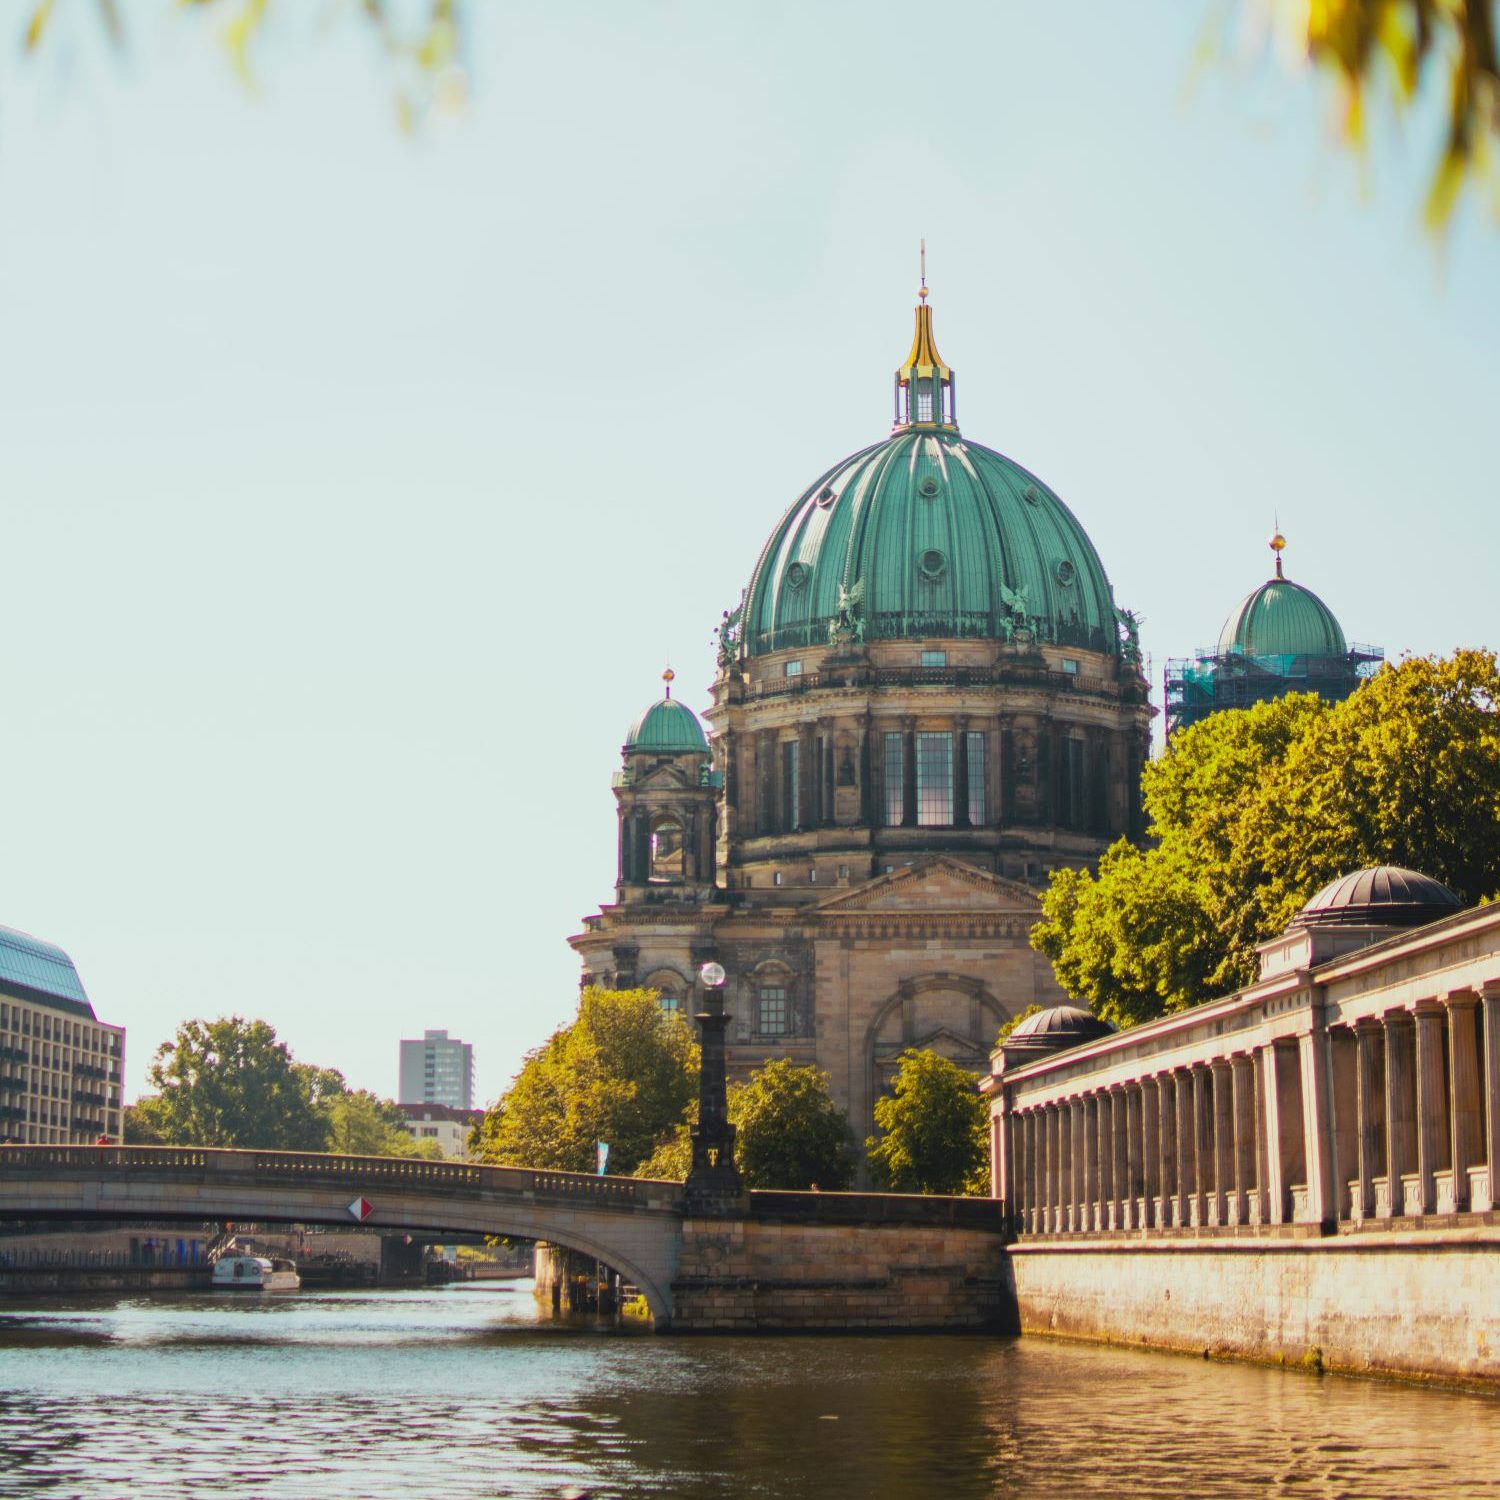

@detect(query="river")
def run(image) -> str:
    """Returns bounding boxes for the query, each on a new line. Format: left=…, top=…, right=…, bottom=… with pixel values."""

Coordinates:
left=1, top=1280, right=1497, bottom=1498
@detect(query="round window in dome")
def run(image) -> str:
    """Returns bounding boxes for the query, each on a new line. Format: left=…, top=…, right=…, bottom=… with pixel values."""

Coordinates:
left=815, top=485, right=835, bottom=509
left=917, top=549, right=948, bottom=583
left=785, top=561, right=809, bottom=590
left=917, top=474, right=941, bottom=499
left=1023, top=484, right=1041, bottom=506
left=1055, top=559, right=1076, bottom=587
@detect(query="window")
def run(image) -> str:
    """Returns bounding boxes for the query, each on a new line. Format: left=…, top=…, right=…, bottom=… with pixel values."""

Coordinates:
left=915, top=384, right=933, bottom=422
left=838, top=865, right=849, bottom=879
left=773, top=870, right=782, bottom=886
left=1061, top=658, right=1079, bottom=676
left=658, top=993, right=681, bottom=1014
left=967, top=731, right=988, bottom=825
left=758, top=986, right=788, bottom=1035
left=782, top=741, right=802, bottom=831
left=916, top=732, right=953, bottom=826
left=784, top=659, right=803, bottom=677
left=650, top=818, right=685, bottom=881
left=882, top=732, right=904, bottom=825
left=920, top=649, right=946, bottom=667
left=808, top=868, right=817, bottom=883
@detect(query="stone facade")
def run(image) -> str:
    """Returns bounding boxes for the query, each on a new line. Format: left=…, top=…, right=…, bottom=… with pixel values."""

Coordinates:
left=983, top=873, right=1500, bottom=1384
left=570, top=297, right=1152, bottom=1138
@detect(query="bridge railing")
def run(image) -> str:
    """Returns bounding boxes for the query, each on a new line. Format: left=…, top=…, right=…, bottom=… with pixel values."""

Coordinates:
left=0, top=1145, right=680, bottom=1210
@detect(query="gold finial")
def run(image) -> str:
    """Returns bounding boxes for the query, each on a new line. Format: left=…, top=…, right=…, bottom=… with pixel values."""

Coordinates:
left=1269, top=528, right=1286, bottom=579
left=662, top=666, right=675, bottom=699
left=918, top=238, right=928, bottom=301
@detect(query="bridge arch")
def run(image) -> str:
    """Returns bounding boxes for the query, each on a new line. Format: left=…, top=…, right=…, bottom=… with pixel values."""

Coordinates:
left=0, top=1147, right=685, bottom=1325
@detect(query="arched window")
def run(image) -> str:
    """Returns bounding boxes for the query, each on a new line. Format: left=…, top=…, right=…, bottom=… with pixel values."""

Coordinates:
left=649, top=817, right=685, bottom=881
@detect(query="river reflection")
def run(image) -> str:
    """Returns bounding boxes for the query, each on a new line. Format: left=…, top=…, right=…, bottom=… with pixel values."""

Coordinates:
left=1, top=1282, right=1497, bottom=1499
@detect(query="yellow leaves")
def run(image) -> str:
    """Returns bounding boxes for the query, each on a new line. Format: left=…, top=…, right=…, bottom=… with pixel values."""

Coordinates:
left=23, top=0, right=54, bottom=52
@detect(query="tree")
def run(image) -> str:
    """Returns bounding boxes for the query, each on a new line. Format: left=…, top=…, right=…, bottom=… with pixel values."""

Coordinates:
left=143, top=1015, right=329, bottom=1150
left=633, top=1060, right=855, bottom=1190
left=471, top=987, right=698, bottom=1176
left=324, top=1088, right=442, bottom=1159
left=1033, top=651, right=1500, bottom=1025
left=735, top=1060, right=854, bottom=1190
left=866, top=1049, right=989, bottom=1197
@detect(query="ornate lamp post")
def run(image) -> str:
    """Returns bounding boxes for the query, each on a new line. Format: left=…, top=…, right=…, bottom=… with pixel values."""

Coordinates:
left=685, top=960, right=743, bottom=1211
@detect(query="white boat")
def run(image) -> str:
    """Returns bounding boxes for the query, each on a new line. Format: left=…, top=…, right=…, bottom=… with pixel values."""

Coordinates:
left=212, top=1254, right=301, bottom=1292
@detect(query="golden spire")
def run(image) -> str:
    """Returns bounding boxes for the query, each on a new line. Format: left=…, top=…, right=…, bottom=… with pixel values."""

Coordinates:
left=1269, top=527, right=1287, bottom=580
left=894, top=243, right=956, bottom=429
left=662, top=666, right=675, bottom=699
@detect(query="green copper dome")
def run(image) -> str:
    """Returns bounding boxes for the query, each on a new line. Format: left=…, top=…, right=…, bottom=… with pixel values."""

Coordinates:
left=1218, top=564, right=1347, bottom=659
left=738, top=291, right=1122, bottom=660
left=624, top=694, right=708, bottom=754
left=743, top=428, right=1121, bottom=658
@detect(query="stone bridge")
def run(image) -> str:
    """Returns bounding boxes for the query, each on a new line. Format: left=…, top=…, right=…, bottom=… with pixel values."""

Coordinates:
left=0, top=1145, right=1014, bottom=1332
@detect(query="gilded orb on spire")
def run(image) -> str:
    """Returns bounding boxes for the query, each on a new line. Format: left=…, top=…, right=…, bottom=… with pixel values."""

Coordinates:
left=1269, top=529, right=1287, bottom=579
left=662, top=666, right=675, bottom=699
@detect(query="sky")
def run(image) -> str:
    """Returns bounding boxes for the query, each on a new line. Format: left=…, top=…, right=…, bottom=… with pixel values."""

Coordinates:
left=1, top=2, right=1496, bottom=1107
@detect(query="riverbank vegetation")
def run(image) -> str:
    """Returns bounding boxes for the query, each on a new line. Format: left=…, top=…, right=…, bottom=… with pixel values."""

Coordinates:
left=124, top=1016, right=441, bottom=1158
left=1032, top=650, right=1500, bottom=1027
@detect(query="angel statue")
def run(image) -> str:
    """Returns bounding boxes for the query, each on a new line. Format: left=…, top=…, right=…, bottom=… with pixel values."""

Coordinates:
left=828, top=578, right=866, bottom=646
left=715, top=597, right=745, bottom=669
left=999, top=581, right=1031, bottom=628
left=1114, top=607, right=1144, bottom=667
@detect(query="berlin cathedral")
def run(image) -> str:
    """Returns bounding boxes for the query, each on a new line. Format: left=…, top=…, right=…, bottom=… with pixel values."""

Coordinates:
left=570, top=276, right=1161, bottom=1139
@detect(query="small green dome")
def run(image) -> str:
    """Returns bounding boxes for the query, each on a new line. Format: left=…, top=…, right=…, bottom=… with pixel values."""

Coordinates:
left=1218, top=577, right=1347, bottom=658
left=624, top=696, right=708, bottom=754
left=743, top=429, right=1120, bottom=658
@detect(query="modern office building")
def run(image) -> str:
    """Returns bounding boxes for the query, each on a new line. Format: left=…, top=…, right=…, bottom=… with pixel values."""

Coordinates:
left=398, top=1029, right=474, bottom=1110
left=0, top=923, right=125, bottom=1144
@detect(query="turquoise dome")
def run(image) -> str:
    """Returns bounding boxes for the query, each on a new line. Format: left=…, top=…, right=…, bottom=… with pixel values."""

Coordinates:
left=743, top=429, right=1120, bottom=658
left=1218, top=577, right=1346, bottom=658
left=624, top=696, right=708, bottom=753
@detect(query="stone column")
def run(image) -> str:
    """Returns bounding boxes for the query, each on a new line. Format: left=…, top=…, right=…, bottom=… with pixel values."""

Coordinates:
left=1299, top=1025, right=1338, bottom=1228
left=1058, top=1102, right=1072, bottom=1232
left=1128, top=1084, right=1147, bottom=1227
left=1210, top=1058, right=1233, bottom=1227
left=1095, top=1088, right=1114, bottom=1232
left=1071, top=1097, right=1087, bottom=1232
left=1174, top=1070, right=1194, bottom=1229
left=1020, top=1111, right=1035, bottom=1233
left=954, top=715, right=971, bottom=828
left=900, top=718, right=917, bottom=827
left=1157, top=1075, right=1177, bottom=1229
left=1110, top=1092, right=1128, bottom=1230
left=686, top=978, right=742, bottom=1211
left=1261, top=1039, right=1301, bottom=1226
left=1353, top=1018, right=1384, bottom=1221
left=1383, top=1011, right=1416, bottom=1216
left=1446, top=989, right=1481, bottom=1212
left=1414, top=1000, right=1447, bottom=1216
left=1081, top=1094, right=1098, bottom=1232
left=1191, top=1064, right=1213, bottom=1227
left=1142, top=1077, right=1160, bottom=1230
left=1052, top=1104, right=1065, bottom=1233
left=1483, top=983, right=1500, bottom=1213
left=1230, top=1053, right=1256, bottom=1226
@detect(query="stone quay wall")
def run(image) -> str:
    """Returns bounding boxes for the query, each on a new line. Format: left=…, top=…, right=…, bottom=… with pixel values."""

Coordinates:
left=671, top=1193, right=1013, bottom=1332
left=1009, top=1226, right=1500, bottom=1384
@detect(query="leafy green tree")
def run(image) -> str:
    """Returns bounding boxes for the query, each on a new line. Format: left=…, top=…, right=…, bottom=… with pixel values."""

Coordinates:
left=633, top=1060, right=855, bottom=1190
left=472, top=987, right=698, bottom=1176
left=866, top=1049, right=989, bottom=1197
left=995, top=1004, right=1043, bottom=1045
left=144, top=1016, right=328, bottom=1150
left=735, top=1060, right=854, bottom=1190
left=1034, top=651, right=1500, bottom=1024
left=122, top=1095, right=170, bottom=1144
left=323, top=1088, right=442, bottom=1159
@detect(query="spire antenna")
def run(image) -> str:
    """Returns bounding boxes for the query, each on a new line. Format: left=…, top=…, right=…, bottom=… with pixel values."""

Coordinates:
left=1269, top=525, right=1287, bottom=580
left=919, top=238, right=927, bottom=300
left=662, top=666, right=675, bottom=700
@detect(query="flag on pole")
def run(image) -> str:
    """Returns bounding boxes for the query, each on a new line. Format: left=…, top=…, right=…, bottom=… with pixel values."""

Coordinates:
left=596, top=1141, right=610, bottom=1175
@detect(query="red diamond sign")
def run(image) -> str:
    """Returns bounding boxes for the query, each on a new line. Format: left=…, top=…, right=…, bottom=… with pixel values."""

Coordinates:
left=347, top=1196, right=374, bottom=1223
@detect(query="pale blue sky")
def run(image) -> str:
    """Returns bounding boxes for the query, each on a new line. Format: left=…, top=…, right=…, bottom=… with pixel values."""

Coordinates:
left=1, top=3, right=1495, bottom=1105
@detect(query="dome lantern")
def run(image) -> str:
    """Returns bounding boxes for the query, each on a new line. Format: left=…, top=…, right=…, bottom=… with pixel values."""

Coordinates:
left=893, top=243, right=957, bottom=432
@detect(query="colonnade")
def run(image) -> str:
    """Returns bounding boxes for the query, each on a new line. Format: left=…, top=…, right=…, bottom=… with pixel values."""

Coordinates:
left=1002, top=983, right=1499, bottom=1234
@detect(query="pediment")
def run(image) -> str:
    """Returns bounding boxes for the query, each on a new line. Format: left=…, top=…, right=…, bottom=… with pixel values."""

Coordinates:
left=634, top=763, right=696, bottom=791
left=872, top=1023, right=989, bottom=1059
left=812, top=856, right=1042, bottom=915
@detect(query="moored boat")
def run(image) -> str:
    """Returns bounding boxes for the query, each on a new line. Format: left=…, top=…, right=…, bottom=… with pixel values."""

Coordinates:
left=211, top=1254, right=301, bottom=1292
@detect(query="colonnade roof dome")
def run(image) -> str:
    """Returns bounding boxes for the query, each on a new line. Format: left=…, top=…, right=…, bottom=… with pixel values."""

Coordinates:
left=624, top=670, right=707, bottom=754
left=1217, top=534, right=1347, bottom=658
left=740, top=291, right=1124, bottom=660
left=1297, top=866, right=1462, bottom=929
left=1006, top=1004, right=1116, bottom=1045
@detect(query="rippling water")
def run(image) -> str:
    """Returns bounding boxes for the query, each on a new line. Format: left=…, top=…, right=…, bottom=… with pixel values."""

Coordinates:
left=2, top=1281, right=1497, bottom=1498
